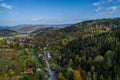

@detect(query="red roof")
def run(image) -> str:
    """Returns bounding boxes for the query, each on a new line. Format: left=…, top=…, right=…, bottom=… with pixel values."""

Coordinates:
left=24, top=68, right=33, bottom=72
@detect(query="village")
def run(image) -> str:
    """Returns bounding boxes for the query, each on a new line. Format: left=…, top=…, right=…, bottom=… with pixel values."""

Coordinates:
left=0, top=32, right=56, bottom=80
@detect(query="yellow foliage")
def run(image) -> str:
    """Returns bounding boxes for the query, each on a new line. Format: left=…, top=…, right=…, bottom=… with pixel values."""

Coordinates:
left=58, top=72, right=63, bottom=80
left=73, top=70, right=82, bottom=80
left=61, top=39, right=68, bottom=47
left=4, top=74, right=9, bottom=80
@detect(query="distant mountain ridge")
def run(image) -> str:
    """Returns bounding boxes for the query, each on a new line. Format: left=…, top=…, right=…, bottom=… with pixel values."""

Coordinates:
left=0, top=26, right=12, bottom=30
left=0, top=24, right=71, bottom=33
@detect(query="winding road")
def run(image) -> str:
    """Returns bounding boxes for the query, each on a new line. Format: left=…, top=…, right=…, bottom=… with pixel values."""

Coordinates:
left=44, top=52, right=57, bottom=80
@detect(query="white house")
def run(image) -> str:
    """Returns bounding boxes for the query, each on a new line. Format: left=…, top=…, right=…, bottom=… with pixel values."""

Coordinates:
left=36, top=68, right=41, bottom=72
left=47, top=53, right=51, bottom=60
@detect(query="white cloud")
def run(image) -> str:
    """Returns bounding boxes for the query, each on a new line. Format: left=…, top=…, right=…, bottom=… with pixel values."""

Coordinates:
left=108, top=0, right=113, bottom=2
left=32, top=18, right=43, bottom=21
left=96, top=7, right=103, bottom=12
left=93, top=0, right=119, bottom=15
left=107, top=6, right=117, bottom=13
left=93, top=0, right=114, bottom=7
left=92, top=0, right=105, bottom=6
left=93, top=2, right=101, bottom=6
left=0, top=3, right=12, bottom=9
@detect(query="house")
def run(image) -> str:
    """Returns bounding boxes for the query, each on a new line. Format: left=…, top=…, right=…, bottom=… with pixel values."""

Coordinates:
left=47, top=53, right=51, bottom=60
left=36, top=68, right=41, bottom=72
left=37, top=52, right=43, bottom=57
left=38, top=54, right=42, bottom=57
left=44, top=47, right=47, bottom=50
left=23, top=68, right=33, bottom=74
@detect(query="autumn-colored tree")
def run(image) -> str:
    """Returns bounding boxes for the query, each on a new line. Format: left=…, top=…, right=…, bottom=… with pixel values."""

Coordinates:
left=61, top=39, right=68, bottom=47
left=68, top=58, right=73, bottom=66
left=73, top=70, right=82, bottom=80
left=4, top=73, right=9, bottom=80
left=58, top=72, right=63, bottom=80
left=65, top=67, right=73, bottom=80
left=21, top=61, right=26, bottom=70
left=104, top=50, right=114, bottom=67
left=94, top=55, right=104, bottom=62
left=74, top=55, right=81, bottom=64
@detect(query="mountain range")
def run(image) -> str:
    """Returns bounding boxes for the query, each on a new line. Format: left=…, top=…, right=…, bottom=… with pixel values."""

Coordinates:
left=0, top=24, right=71, bottom=33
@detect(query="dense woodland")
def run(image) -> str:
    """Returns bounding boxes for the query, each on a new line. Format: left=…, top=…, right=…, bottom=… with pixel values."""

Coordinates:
left=33, top=18, right=120, bottom=80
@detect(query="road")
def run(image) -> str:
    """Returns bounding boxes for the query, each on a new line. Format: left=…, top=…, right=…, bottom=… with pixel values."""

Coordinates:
left=44, top=52, right=57, bottom=80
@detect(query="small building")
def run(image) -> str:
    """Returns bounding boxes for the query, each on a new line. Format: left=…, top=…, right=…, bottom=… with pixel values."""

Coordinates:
left=44, top=47, right=47, bottom=50
left=47, top=53, right=51, bottom=60
left=37, top=52, right=43, bottom=57
left=23, top=68, right=33, bottom=74
left=36, top=68, right=41, bottom=72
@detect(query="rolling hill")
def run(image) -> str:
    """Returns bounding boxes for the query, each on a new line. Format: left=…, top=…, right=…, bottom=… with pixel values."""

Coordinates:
left=33, top=18, right=120, bottom=45
left=33, top=18, right=120, bottom=80
left=14, top=24, right=70, bottom=33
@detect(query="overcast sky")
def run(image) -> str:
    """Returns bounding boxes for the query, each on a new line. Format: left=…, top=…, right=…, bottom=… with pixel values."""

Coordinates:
left=0, top=0, right=120, bottom=26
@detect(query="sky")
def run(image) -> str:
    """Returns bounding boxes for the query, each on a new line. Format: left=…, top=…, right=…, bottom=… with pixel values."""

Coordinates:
left=0, top=0, right=120, bottom=26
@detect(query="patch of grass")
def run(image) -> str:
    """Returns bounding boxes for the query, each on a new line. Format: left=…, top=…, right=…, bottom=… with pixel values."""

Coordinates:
left=19, top=54, right=26, bottom=61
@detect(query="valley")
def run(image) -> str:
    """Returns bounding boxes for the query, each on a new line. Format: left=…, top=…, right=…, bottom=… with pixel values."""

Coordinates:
left=0, top=0, right=120, bottom=79
left=0, top=18, right=120, bottom=80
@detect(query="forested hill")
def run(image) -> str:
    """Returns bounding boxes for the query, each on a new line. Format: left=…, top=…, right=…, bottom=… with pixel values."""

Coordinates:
left=33, top=18, right=120, bottom=80
left=0, top=29, right=17, bottom=37
left=33, top=18, right=120, bottom=45
left=58, top=18, right=120, bottom=80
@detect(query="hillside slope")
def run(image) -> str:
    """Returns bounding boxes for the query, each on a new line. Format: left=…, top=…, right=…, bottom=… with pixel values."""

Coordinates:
left=33, top=18, right=120, bottom=80
left=33, top=18, right=120, bottom=45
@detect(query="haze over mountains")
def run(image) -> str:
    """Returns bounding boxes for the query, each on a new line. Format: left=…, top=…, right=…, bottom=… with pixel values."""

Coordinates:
left=0, top=24, right=71, bottom=33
